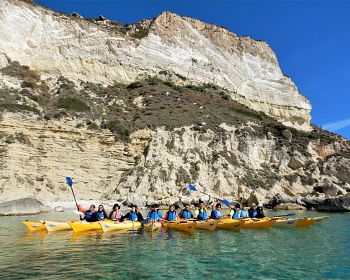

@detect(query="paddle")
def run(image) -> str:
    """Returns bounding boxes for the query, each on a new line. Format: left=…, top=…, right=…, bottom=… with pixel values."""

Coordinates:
left=187, top=184, right=232, bottom=208
left=66, top=176, right=83, bottom=221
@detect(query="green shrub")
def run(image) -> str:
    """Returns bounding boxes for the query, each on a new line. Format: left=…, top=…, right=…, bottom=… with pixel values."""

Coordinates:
left=87, top=122, right=99, bottom=130
left=127, top=81, right=143, bottom=90
left=56, top=97, right=90, bottom=112
left=134, top=28, right=149, bottom=39
left=0, top=102, right=40, bottom=114
left=106, top=119, right=129, bottom=141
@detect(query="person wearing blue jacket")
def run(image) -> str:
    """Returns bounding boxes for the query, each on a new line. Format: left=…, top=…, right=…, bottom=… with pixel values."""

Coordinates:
left=210, top=203, right=223, bottom=219
left=179, top=204, right=193, bottom=219
left=147, top=204, right=163, bottom=221
left=120, top=204, right=144, bottom=222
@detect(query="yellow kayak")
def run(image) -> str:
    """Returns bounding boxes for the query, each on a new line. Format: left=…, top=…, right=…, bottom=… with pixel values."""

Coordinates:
left=195, top=219, right=218, bottom=231
left=143, top=221, right=162, bottom=232
left=272, top=218, right=303, bottom=228
left=68, top=221, right=102, bottom=233
left=241, top=219, right=273, bottom=229
left=99, top=220, right=142, bottom=232
left=44, top=221, right=72, bottom=232
left=217, top=219, right=241, bottom=230
left=22, top=221, right=46, bottom=231
left=295, top=218, right=317, bottom=227
left=162, top=220, right=196, bottom=234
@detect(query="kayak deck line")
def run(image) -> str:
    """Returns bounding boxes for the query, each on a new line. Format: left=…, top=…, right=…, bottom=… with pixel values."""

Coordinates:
left=21, top=216, right=329, bottom=233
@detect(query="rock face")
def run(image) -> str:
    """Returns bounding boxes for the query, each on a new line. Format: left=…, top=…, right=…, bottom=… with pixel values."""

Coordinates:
left=0, top=0, right=350, bottom=210
left=0, top=0, right=311, bottom=130
left=0, top=197, right=47, bottom=215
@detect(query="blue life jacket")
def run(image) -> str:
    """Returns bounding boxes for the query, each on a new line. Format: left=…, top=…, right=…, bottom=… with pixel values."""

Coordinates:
left=85, top=211, right=95, bottom=221
left=241, top=210, right=249, bottom=218
left=166, top=211, right=177, bottom=221
left=129, top=211, right=138, bottom=221
left=251, top=210, right=257, bottom=218
left=148, top=210, right=162, bottom=221
left=197, top=208, right=208, bottom=220
left=232, top=209, right=242, bottom=220
left=96, top=212, right=106, bottom=221
left=211, top=209, right=222, bottom=219
left=180, top=210, right=192, bottom=219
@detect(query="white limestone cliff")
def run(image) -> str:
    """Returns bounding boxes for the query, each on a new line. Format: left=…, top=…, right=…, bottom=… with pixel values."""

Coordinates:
left=0, top=0, right=311, bottom=130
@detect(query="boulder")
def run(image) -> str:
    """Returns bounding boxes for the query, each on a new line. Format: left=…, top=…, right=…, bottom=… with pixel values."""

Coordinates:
left=312, top=194, right=350, bottom=211
left=264, top=194, right=297, bottom=209
left=281, top=129, right=293, bottom=141
left=313, top=185, right=338, bottom=197
left=54, top=206, right=65, bottom=212
left=274, top=203, right=306, bottom=211
left=0, top=197, right=48, bottom=216
left=288, top=154, right=307, bottom=170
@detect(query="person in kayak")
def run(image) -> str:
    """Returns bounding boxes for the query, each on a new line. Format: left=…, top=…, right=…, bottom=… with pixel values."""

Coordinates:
left=256, top=205, right=265, bottom=218
left=96, top=205, right=108, bottom=221
left=77, top=204, right=97, bottom=222
left=120, top=204, right=144, bottom=222
left=231, top=203, right=242, bottom=220
left=194, top=198, right=210, bottom=220
left=240, top=203, right=250, bottom=218
left=163, top=205, right=179, bottom=221
left=109, top=203, right=124, bottom=221
left=210, top=203, right=223, bottom=219
left=147, top=204, right=163, bottom=221
left=248, top=203, right=258, bottom=218
left=179, top=204, right=193, bottom=219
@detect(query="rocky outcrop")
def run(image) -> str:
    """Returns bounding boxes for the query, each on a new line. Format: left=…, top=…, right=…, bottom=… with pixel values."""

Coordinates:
left=0, top=0, right=311, bottom=130
left=0, top=197, right=48, bottom=215
left=303, top=194, right=350, bottom=212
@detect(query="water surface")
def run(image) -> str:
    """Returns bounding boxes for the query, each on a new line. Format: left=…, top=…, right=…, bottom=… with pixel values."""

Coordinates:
left=0, top=211, right=349, bottom=279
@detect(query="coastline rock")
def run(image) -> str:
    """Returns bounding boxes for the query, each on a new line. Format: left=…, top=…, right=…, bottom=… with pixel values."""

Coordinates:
left=274, top=203, right=306, bottom=211
left=0, top=197, right=48, bottom=216
left=264, top=194, right=298, bottom=209
left=306, top=194, right=350, bottom=212
left=54, top=206, right=65, bottom=212
left=313, top=185, right=338, bottom=197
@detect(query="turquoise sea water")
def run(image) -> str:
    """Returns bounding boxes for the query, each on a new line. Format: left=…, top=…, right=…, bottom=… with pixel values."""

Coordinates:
left=0, top=211, right=349, bottom=280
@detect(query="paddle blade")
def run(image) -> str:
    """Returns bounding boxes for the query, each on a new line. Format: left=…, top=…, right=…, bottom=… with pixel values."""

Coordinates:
left=283, top=213, right=296, bottom=217
left=222, top=199, right=231, bottom=207
left=66, top=176, right=73, bottom=188
left=187, top=184, right=197, bottom=191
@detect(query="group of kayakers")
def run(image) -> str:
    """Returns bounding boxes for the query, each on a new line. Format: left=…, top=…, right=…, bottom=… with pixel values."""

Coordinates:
left=78, top=198, right=265, bottom=223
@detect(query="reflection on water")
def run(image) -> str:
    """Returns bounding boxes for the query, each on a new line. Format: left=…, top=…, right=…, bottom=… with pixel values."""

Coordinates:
left=0, top=212, right=349, bottom=279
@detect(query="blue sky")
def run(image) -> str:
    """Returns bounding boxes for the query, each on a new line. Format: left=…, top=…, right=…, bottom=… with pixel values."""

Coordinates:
left=36, top=0, right=350, bottom=139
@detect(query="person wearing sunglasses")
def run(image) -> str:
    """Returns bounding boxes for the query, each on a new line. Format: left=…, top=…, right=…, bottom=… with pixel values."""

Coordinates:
left=96, top=205, right=108, bottom=221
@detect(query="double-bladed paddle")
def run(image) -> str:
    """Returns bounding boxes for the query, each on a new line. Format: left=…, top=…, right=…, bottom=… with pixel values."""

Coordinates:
left=66, top=176, right=83, bottom=221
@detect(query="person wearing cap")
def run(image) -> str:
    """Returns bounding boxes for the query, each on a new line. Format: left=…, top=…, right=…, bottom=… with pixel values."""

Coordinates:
left=256, top=205, right=265, bottom=218
left=248, top=203, right=258, bottom=218
left=120, top=204, right=144, bottom=222
left=194, top=199, right=209, bottom=220
left=77, top=204, right=98, bottom=222
left=163, top=205, right=179, bottom=221
left=210, top=203, right=223, bottom=219
left=109, top=203, right=124, bottom=221
left=147, top=204, right=163, bottom=221
left=230, top=203, right=242, bottom=220
left=179, top=204, right=193, bottom=219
